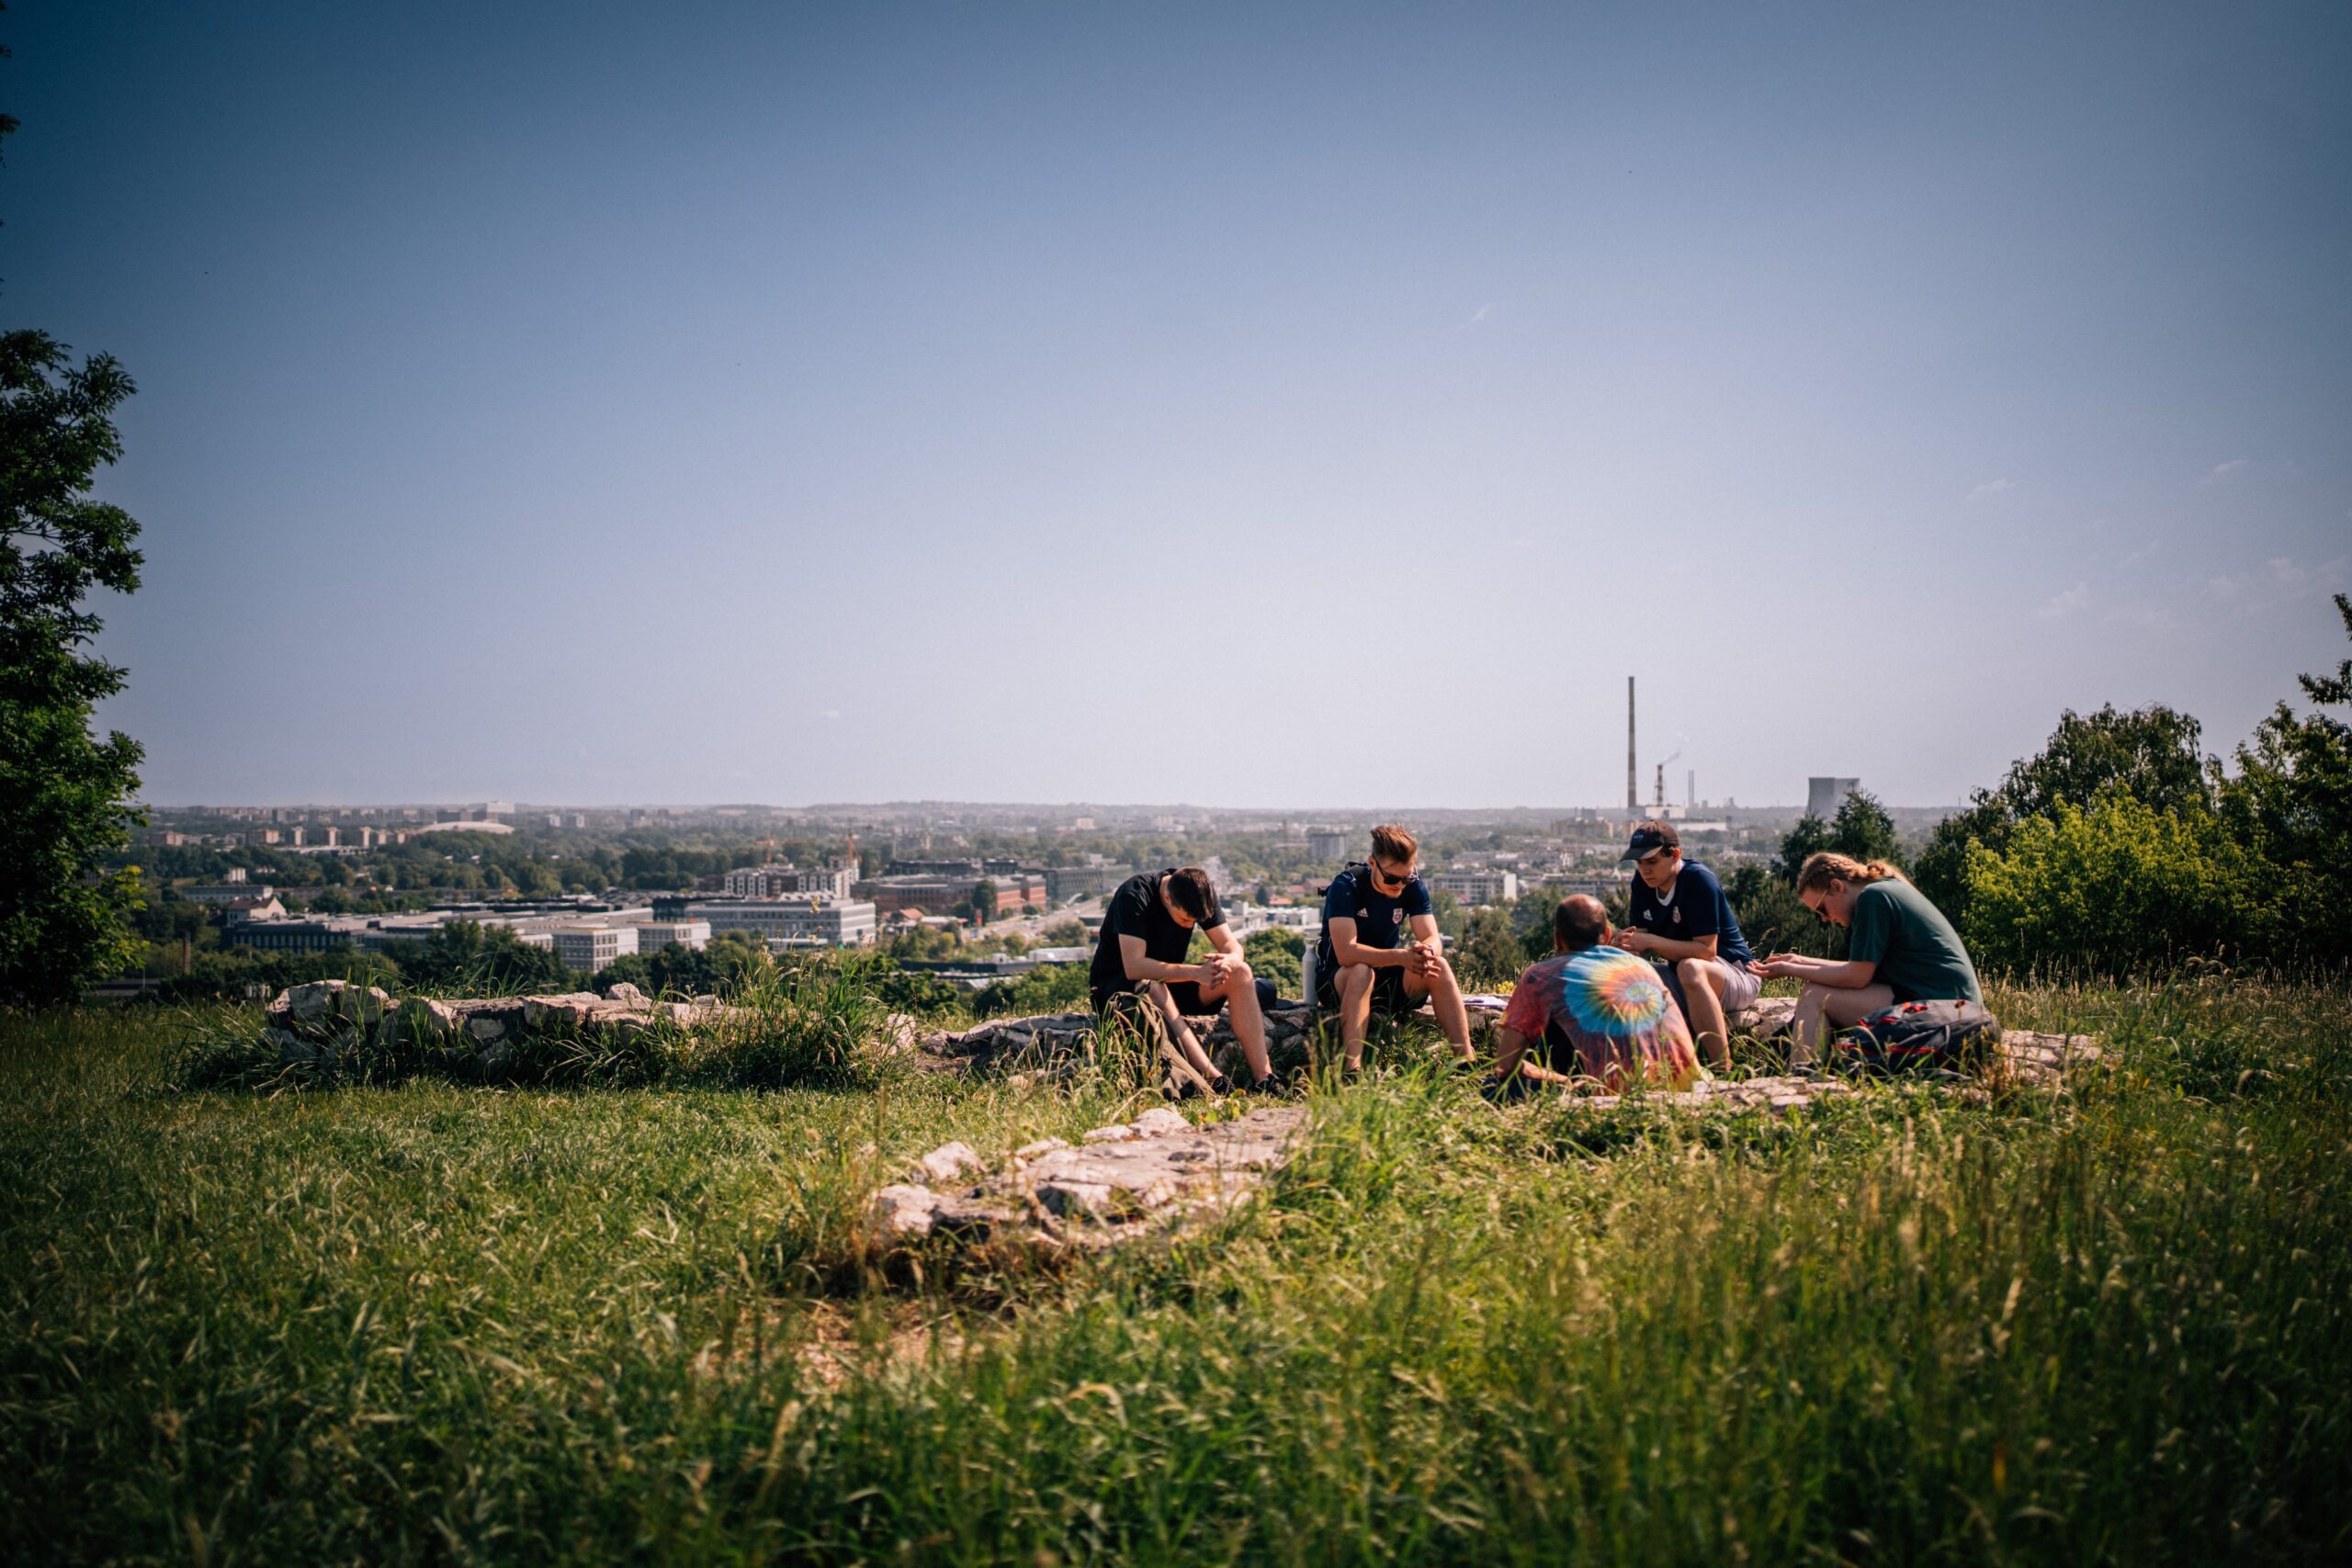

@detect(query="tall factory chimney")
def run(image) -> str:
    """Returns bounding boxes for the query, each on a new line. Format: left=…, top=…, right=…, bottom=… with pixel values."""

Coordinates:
left=1688, top=769, right=1695, bottom=809
left=1626, top=677, right=1637, bottom=811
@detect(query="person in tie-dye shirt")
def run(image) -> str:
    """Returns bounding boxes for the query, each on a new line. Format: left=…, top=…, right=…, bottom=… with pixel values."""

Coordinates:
left=1491, top=895, right=1706, bottom=1094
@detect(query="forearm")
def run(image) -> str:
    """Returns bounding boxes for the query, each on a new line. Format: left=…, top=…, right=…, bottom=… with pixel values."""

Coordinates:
left=1793, top=958, right=1875, bottom=989
left=1330, top=939, right=1407, bottom=968
left=1642, top=935, right=1717, bottom=964
left=1125, top=954, right=1202, bottom=984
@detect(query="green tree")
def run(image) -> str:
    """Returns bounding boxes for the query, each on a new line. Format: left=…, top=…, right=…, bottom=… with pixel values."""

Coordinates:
left=1725, top=863, right=1841, bottom=960
left=1914, top=705, right=2210, bottom=919
left=0, top=328, right=145, bottom=1006
left=1455, top=908, right=1527, bottom=989
left=1776, top=815, right=1832, bottom=883
left=2217, top=594, right=2352, bottom=965
left=1242, top=926, right=1304, bottom=994
left=1827, top=787, right=1899, bottom=865
left=1959, top=794, right=2260, bottom=976
left=381, top=921, right=575, bottom=994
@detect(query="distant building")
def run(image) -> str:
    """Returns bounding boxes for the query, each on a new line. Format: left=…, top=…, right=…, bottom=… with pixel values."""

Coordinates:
left=725, top=863, right=854, bottom=899
left=854, top=874, right=1046, bottom=918
left=630, top=919, right=711, bottom=953
left=1306, top=829, right=1350, bottom=863
left=1044, top=863, right=1132, bottom=903
left=219, top=895, right=287, bottom=923
left=229, top=918, right=367, bottom=953
left=184, top=881, right=271, bottom=905
left=1806, top=777, right=1860, bottom=821
left=691, top=897, right=878, bottom=948
left=552, top=925, right=639, bottom=972
left=1427, top=869, right=1521, bottom=906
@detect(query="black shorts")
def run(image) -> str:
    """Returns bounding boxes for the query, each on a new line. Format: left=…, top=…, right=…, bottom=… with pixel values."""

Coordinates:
left=1314, top=962, right=1421, bottom=1018
left=1092, top=977, right=1278, bottom=1021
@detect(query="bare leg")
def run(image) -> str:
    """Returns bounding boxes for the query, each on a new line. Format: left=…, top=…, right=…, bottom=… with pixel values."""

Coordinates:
left=1146, top=980, right=1223, bottom=1085
left=1336, top=963, right=1375, bottom=1069
left=1400, top=956, right=1475, bottom=1062
left=1676, top=956, right=1733, bottom=1071
left=1792, top=981, right=1895, bottom=1067
left=1198, top=963, right=1272, bottom=1081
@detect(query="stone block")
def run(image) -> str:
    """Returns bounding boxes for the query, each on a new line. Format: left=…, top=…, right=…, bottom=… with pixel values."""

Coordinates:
left=916, top=1141, right=985, bottom=1184
left=868, top=1184, right=942, bottom=1238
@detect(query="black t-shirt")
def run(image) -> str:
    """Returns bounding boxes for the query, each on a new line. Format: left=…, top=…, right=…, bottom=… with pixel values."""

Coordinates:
left=1314, top=863, right=1433, bottom=976
left=1089, top=870, right=1224, bottom=1005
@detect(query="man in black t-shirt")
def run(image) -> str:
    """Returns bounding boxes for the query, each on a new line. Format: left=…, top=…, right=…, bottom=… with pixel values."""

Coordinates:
left=1088, top=867, right=1278, bottom=1095
left=1315, top=825, right=1475, bottom=1073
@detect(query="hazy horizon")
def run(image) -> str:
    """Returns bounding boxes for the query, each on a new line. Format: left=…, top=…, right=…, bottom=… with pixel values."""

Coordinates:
left=14, top=2, right=2348, bottom=809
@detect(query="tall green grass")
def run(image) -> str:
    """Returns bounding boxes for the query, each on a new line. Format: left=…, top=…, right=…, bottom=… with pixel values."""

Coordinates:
left=2, top=976, right=2346, bottom=1563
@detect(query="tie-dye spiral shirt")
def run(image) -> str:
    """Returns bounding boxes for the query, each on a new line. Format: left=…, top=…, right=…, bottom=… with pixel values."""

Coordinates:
left=1500, top=946, right=1701, bottom=1090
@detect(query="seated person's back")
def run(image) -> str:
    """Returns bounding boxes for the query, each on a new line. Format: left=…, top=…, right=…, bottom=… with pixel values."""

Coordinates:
left=1502, top=935, right=1703, bottom=1092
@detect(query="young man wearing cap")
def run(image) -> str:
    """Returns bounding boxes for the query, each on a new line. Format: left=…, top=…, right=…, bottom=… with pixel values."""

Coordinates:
left=1088, top=865, right=1282, bottom=1096
left=1609, top=818, right=1757, bottom=1070
left=1314, top=824, right=1476, bottom=1073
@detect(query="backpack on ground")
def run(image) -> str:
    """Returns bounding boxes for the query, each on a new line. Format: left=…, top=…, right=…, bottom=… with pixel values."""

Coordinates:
left=1833, top=998, right=2002, bottom=1076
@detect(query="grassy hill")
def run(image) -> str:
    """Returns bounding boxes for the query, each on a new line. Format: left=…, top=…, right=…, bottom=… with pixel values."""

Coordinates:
left=2, top=976, right=2346, bottom=1563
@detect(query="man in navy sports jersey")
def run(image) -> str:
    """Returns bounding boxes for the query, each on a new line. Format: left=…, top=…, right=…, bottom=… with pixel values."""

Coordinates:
left=1611, top=818, right=1756, bottom=1069
left=1314, top=824, right=1475, bottom=1073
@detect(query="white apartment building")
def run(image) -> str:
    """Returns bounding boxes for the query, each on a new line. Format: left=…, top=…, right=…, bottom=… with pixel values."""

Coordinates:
left=552, top=925, right=639, bottom=972
left=724, top=864, right=856, bottom=899
left=1427, top=869, right=1521, bottom=906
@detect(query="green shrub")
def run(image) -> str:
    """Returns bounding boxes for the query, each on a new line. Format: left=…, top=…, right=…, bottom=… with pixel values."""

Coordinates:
left=1961, top=794, right=2263, bottom=976
left=972, top=960, right=1089, bottom=1019
left=1242, top=926, right=1304, bottom=994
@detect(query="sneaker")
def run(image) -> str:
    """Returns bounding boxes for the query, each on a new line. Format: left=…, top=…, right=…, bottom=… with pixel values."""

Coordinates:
left=1250, top=1074, right=1295, bottom=1098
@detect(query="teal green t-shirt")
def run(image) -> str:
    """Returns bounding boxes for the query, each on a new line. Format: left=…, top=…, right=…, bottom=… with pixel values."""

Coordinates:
left=1846, top=879, right=1983, bottom=1006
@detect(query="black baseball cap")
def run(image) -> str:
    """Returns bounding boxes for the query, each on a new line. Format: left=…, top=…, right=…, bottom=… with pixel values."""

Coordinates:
left=1619, top=821, right=1680, bottom=862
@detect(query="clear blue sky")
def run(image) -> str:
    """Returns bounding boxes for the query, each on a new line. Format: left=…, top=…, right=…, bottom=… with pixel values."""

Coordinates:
left=11, top=1, right=2348, bottom=808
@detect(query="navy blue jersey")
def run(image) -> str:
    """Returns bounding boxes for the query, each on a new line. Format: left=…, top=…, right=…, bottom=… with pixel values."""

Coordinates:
left=1315, top=863, right=1433, bottom=975
left=1627, top=859, right=1753, bottom=966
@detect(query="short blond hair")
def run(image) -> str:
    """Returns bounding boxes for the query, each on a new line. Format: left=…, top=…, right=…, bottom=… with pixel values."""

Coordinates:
left=1369, top=824, right=1419, bottom=865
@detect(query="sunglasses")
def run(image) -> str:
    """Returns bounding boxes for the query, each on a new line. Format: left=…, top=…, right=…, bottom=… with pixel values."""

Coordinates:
left=1370, top=862, right=1413, bottom=887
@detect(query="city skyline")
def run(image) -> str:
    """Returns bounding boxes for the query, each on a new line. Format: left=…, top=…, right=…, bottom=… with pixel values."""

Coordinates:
left=11, top=2, right=2348, bottom=807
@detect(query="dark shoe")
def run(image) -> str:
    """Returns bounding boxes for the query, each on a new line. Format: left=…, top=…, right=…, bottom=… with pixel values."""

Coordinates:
left=1250, top=1074, right=1295, bottom=1098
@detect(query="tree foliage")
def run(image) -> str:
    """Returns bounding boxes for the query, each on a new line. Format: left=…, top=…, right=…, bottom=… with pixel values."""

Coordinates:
left=0, top=330, right=145, bottom=1006
left=2214, top=593, right=2352, bottom=967
left=379, top=921, right=576, bottom=996
left=1241, top=927, right=1304, bottom=994
left=1960, top=795, right=2261, bottom=976
left=1914, top=705, right=2209, bottom=921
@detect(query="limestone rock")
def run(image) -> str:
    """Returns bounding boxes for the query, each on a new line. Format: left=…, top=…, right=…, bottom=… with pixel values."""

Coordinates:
left=605, top=981, right=648, bottom=1005
left=916, top=1141, right=985, bottom=1184
left=889, top=1105, right=1309, bottom=1255
left=868, top=1183, right=943, bottom=1238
